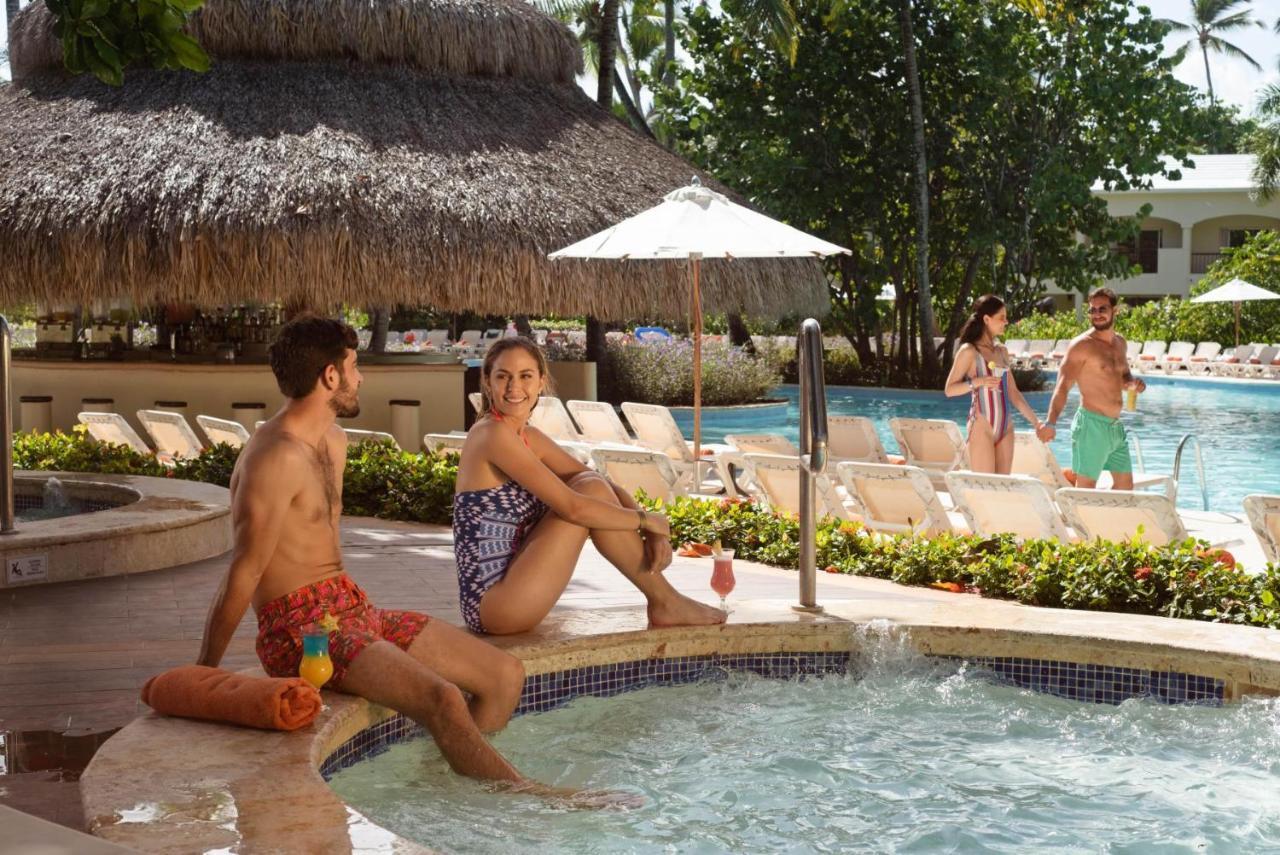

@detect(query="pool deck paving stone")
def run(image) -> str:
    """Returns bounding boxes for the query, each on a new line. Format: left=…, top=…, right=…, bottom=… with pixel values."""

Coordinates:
left=0, top=511, right=1273, bottom=845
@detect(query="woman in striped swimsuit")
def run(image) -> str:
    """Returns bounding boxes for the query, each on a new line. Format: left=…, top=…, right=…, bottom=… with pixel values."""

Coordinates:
left=452, top=337, right=726, bottom=635
left=944, top=295, right=1050, bottom=474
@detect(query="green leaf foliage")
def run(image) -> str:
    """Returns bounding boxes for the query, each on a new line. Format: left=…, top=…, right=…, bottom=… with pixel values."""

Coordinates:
left=45, top=0, right=210, bottom=86
left=1008, top=230, right=1280, bottom=345
left=13, top=429, right=458, bottom=524
left=654, top=0, right=1203, bottom=380
left=649, top=494, right=1280, bottom=628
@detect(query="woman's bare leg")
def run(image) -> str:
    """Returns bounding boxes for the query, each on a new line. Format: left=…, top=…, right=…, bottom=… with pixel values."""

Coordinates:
left=966, top=418, right=997, bottom=473
left=993, top=429, right=1015, bottom=475
left=477, top=473, right=725, bottom=634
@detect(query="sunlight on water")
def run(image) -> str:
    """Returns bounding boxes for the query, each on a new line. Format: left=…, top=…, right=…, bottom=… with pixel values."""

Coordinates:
left=329, top=637, right=1280, bottom=853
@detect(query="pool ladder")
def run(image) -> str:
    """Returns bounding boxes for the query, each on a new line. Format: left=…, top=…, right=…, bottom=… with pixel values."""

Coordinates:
left=1171, top=433, right=1209, bottom=511
left=796, top=318, right=827, bottom=614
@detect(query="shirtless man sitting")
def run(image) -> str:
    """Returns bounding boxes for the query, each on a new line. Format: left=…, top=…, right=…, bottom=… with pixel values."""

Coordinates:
left=195, top=315, right=529, bottom=785
left=1041, top=287, right=1146, bottom=488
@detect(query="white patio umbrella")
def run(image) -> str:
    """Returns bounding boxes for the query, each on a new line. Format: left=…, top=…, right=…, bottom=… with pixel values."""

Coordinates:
left=549, top=178, right=850, bottom=461
left=1189, top=277, right=1280, bottom=347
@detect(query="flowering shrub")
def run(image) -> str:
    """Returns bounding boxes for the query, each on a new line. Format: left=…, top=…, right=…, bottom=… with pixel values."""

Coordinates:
left=603, top=339, right=781, bottom=406
left=648, top=494, right=1280, bottom=628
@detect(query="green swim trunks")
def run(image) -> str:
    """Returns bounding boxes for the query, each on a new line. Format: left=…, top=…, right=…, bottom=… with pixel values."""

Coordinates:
left=1070, top=408, right=1132, bottom=480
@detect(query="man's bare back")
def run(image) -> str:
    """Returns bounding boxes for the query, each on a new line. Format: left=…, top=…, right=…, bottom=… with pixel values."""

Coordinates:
left=233, top=421, right=349, bottom=607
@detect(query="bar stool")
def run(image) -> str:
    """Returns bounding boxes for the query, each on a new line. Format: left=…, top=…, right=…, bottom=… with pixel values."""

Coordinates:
left=390, top=399, right=422, bottom=452
left=19, top=395, right=52, bottom=434
left=81, top=396, right=115, bottom=414
left=232, top=402, right=266, bottom=434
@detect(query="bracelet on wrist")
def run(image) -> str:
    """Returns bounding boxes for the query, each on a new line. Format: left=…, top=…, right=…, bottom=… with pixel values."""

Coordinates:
left=635, top=508, right=646, bottom=533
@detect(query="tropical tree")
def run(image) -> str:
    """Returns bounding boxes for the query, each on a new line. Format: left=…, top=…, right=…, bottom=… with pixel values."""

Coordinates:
left=1249, top=83, right=1280, bottom=199
left=656, top=0, right=1200, bottom=383
left=1158, top=0, right=1263, bottom=104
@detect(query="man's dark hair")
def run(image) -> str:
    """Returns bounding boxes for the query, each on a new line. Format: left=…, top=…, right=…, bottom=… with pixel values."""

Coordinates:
left=268, top=315, right=359, bottom=399
left=1088, top=287, right=1118, bottom=307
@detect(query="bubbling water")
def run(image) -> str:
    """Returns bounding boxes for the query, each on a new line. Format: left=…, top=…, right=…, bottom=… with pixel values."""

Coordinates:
left=330, top=633, right=1280, bottom=853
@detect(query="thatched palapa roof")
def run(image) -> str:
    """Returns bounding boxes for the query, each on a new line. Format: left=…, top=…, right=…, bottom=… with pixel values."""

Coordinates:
left=0, top=0, right=827, bottom=319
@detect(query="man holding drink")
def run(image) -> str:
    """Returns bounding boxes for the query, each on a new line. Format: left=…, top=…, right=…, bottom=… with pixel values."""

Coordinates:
left=1039, top=288, right=1146, bottom=489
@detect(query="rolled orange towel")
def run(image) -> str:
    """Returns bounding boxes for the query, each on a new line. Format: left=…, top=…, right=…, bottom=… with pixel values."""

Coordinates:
left=141, top=665, right=322, bottom=731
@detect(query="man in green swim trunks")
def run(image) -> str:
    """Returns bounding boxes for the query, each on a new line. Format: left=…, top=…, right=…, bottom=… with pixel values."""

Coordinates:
left=1040, top=287, right=1145, bottom=488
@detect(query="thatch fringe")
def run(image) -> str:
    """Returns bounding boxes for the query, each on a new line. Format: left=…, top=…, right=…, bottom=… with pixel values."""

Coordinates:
left=0, top=61, right=827, bottom=319
left=11, top=0, right=583, bottom=84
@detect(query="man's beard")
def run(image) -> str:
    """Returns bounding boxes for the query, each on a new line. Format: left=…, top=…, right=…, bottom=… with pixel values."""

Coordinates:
left=1090, top=316, right=1114, bottom=331
left=328, top=373, right=361, bottom=418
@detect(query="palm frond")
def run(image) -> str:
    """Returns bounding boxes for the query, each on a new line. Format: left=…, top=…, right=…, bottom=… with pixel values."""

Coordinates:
left=1205, top=36, right=1263, bottom=71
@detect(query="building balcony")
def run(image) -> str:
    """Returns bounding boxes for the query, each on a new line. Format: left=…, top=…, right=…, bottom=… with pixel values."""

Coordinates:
left=1191, top=252, right=1224, bottom=275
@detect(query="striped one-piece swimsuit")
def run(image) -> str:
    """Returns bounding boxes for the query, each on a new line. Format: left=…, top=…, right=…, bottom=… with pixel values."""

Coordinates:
left=969, top=354, right=1012, bottom=443
left=453, top=481, right=548, bottom=633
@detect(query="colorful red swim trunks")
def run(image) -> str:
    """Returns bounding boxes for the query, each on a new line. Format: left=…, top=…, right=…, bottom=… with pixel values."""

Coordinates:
left=255, top=574, right=430, bottom=688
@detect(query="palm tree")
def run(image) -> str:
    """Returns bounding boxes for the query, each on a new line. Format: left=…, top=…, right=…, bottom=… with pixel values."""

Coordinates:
left=1249, top=83, right=1280, bottom=199
left=1158, top=0, right=1263, bottom=104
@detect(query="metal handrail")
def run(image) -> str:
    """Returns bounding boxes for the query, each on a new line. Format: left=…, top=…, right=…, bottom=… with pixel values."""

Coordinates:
left=796, top=318, right=827, bottom=613
left=0, top=316, right=14, bottom=534
left=1172, top=433, right=1209, bottom=511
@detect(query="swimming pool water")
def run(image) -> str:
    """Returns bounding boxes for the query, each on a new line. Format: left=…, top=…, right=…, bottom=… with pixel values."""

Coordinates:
left=673, top=377, right=1280, bottom=512
left=329, top=653, right=1280, bottom=853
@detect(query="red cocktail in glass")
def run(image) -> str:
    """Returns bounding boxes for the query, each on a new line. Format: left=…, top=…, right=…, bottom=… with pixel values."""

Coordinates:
left=711, top=548, right=736, bottom=612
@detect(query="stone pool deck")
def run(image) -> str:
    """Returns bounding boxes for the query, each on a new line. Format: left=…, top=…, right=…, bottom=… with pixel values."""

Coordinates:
left=0, top=512, right=1273, bottom=848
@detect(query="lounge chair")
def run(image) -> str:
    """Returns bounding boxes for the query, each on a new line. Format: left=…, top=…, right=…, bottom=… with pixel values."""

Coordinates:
left=423, top=329, right=451, bottom=350
left=1243, top=494, right=1280, bottom=564
left=566, top=400, right=636, bottom=445
left=835, top=461, right=959, bottom=536
left=1183, top=342, right=1223, bottom=376
left=720, top=434, right=802, bottom=498
left=1048, top=339, right=1069, bottom=362
left=1025, top=339, right=1054, bottom=365
left=888, top=417, right=967, bottom=488
left=1010, top=433, right=1072, bottom=490
left=1155, top=341, right=1196, bottom=374
left=1124, top=339, right=1142, bottom=369
left=451, top=330, right=482, bottom=355
left=77, top=411, right=152, bottom=456
left=1209, top=344, right=1255, bottom=377
left=1003, top=339, right=1029, bottom=369
left=528, top=396, right=582, bottom=441
left=945, top=471, right=1074, bottom=541
left=742, top=453, right=856, bottom=521
left=1054, top=487, right=1188, bottom=547
left=136, top=409, right=204, bottom=461
left=620, top=402, right=724, bottom=492
left=828, top=415, right=902, bottom=464
left=1134, top=341, right=1167, bottom=370
left=588, top=448, right=687, bottom=503
left=195, top=415, right=251, bottom=450
left=1243, top=345, right=1280, bottom=379
left=345, top=428, right=398, bottom=447
left=424, top=432, right=467, bottom=452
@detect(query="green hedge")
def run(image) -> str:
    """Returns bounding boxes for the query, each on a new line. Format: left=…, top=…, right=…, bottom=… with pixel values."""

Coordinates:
left=14, top=428, right=458, bottom=524
left=650, top=495, right=1280, bottom=629
left=601, top=339, right=781, bottom=406
left=17, top=429, right=1280, bottom=631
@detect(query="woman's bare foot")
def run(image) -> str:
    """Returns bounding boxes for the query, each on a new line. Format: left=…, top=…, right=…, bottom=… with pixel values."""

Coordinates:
left=647, top=592, right=727, bottom=627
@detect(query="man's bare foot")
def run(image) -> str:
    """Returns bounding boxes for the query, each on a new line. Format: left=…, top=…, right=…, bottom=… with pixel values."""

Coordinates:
left=647, top=593, right=727, bottom=627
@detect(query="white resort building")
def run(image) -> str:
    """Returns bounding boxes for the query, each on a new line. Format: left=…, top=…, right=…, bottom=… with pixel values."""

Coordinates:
left=1048, top=154, right=1280, bottom=311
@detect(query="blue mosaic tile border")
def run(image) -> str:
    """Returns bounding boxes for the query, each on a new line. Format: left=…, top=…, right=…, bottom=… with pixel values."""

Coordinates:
left=958, top=656, right=1224, bottom=706
left=318, top=651, right=1224, bottom=780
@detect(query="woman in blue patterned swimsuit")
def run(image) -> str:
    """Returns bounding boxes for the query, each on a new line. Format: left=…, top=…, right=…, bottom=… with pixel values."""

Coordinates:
left=453, top=338, right=726, bottom=635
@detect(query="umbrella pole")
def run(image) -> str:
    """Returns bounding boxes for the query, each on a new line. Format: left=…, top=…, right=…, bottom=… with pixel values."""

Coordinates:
left=1235, top=301, right=1241, bottom=348
left=691, top=254, right=703, bottom=470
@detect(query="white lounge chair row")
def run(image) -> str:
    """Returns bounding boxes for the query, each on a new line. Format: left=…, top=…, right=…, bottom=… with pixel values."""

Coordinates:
left=77, top=410, right=397, bottom=464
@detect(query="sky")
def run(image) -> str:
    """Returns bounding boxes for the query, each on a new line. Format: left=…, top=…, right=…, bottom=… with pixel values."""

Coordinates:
left=1, top=0, right=1278, bottom=111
